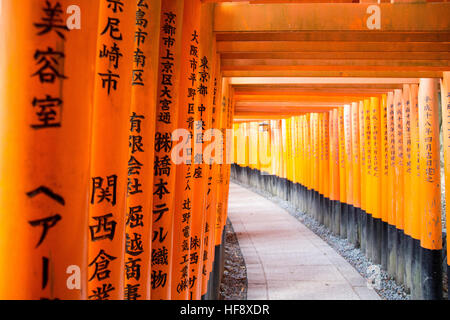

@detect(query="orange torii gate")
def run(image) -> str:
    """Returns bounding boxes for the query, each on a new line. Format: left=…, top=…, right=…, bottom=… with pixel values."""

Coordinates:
left=231, top=78, right=446, bottom=300
left=0, top=0, right=449, bottom=301
left=0, top=0, right=233, bottom=301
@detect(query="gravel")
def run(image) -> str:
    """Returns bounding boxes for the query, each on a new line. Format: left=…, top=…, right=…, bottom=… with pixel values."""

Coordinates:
left=232, top=179, right=411, bottom=300
left=219, top=219, right=248, bottom=300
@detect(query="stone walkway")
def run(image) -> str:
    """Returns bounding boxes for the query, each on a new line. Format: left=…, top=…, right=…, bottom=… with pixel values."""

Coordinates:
left=227, top=183, right=381, bottom=300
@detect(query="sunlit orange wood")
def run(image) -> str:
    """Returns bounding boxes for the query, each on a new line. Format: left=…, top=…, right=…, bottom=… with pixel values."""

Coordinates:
left=318, top=114, right=324, bottom=197
left=313, top=114, right=320, bottom=195
left=229, top=77, right=421, bottom=86
left=409, top=84, right=421, bottom=242
left=190, top=2, right=215, bottom=299
left=281, top=119, right=288, bottom=180
left=359, top=101, right=367, bottom=214
left=351, top=102, right=361, bottom=210
left=217, top=42, right=450, bottom=54
left=234, top=94, right=382, bottom=103
left=235, top=108, right=333, bottom=115
left=329, top=110, right=339, bottom=202
left=338, top=108, right=346, bottom=206
left=418, top=79, right=442, bottom=251
left=222, top=59, right=450, bottom=69
left=370, top=96, right=382, bottom=262
left=216, top=31, right=449, bottom=43
left=441, top=73, right=450, bottom=268
left=214, top=3, right=450, bottom=32
left=233, top=84, right=406, bottom=94
left=393, top=89, right=404, bottom=233
left=218, top=86, right=235, bottom=250
left=202, top=53, right=222, bottom=296
left=322, top=113, right=330, bottom=201
left=223, top=70, right=443, bottom=78
left=386, top=92, right=396, bottom=228
left=87, top=0, right=135, bottom=301
left=344, top=105, right=353, bottom=207
left=370, top=97, right=381, bottom=221
left=151, top=0, right=184, bottom=300
left=0, top=0, right=99, bottom=300
left=215, top=80, right=234, bottom=246
left=304, top=114, right=312, bottom=194
left=380, top=94, right=389, bottom=224
left=402, top=85, right=413, bottom=239
left=223, top=51, right=449, bottom=61
left=122, top=0, right=161, bottom=301
left=364, top=99, right=372, bottom=218
left=328, top=111, right=335, bottom=202
left=170, top=0, right=200, bottom=300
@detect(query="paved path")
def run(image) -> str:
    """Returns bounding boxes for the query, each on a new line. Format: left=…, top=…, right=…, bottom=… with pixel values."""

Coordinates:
left=227, top=183, right=381, bottom=300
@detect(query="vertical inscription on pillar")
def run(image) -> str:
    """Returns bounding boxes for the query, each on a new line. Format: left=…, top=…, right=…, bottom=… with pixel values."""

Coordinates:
left=88, top=0, right=126, bottom=300
left=151, top=11, right=178, bottom=294
left=28, top=0, right=70, bottom=299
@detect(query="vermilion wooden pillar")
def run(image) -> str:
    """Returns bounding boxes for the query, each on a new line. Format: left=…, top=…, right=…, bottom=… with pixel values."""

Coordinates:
left=281, top=119, right=288, bottom=184
left=222, top=87, right=235, bottom=221
left=200, top=42, right=220, bottom=299
left=330, top=109, right=340, bottom=235
left=170, top=0, right=200, bottom=300
left=393, top=89, right=405, bottom=285
left=380, top=94, right=389, bottom=270
left=359, top=101, right=367, bottom=252
left=314, top=113, right=320, bottom=220
left=338, top=108, right=347, bottom=238
left=0, top=0, right=99, bottom=300
left=363, top=98, right=373, bottom=259
left=202, top=55, right=222, bottom=297
left=370, top=97, right=382, bottom=264
left=402, top=84, right=413, bottom=292
left=441, top=72, right=450, bottom=300
left=386, top=91, right=397, bottom=278
left=418, top=78, right=443, bottom=300
left=318, top=113, right=324, bottom=224
left=344, top=105, right=354, bottom=243
left=212, top=80, right=234, bottom=300
left=124, top=0, right=161, bottom=301
left=215, top=79, right=231, bottom=249
left=88, top=0, right=136, bottom=301
left=409, top=84, right=422, bottom=299
left=190, top=2, right=215, bottom=300
left=151, top=0, right=184, bottom=300
left=307, top=114, right=314, bottom=213
left=351, top=102, right=361, bottom=247
left=298, top=117, right=304, bottom=210
left=300, top=116, right=306, bottom=211
left=322, top=113, right=330, bottom=229
left=327, top=112, right=334, bottom=223
left=310, top=114, right=316, bottom=217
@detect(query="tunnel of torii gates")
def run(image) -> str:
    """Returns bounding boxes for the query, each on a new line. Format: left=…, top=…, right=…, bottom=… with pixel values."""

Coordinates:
left=0, top=0, right=449, bottom=301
